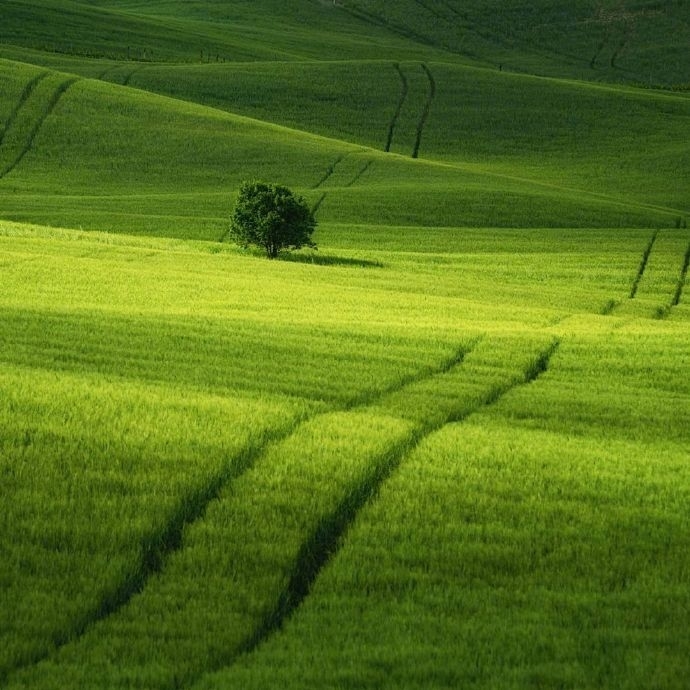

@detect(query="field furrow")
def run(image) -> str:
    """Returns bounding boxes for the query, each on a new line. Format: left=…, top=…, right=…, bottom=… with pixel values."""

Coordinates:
left=187, top=335, right=558, bottom=689
left=616, top=229, right=690, bottom=318
left=4, top=336, right=559, bottom=690
left=310, top=154, right=376, bottom=216
left=671, top=242, right=690, bottom=307
left=312, top=154, right=347, bottom=189
left=411, top=63, right=435, bottom=159
left=313, top=154, right=375, bottom=190
left=628, top=229, right=658, bottom=298
left=385, top=63, right=409, bottom=152
left=0, top=73, right=78, bottom=180
left=346, top=159, right=374, bottom=186
left=0, top=339, right=459, bottom=688
left=0, top=71, right=48, bottom=147
left=0, top=364, right=313, bottom=683
left=206, top=330, right=690, bottom=690
left=385, top=63, right=431, bottom=158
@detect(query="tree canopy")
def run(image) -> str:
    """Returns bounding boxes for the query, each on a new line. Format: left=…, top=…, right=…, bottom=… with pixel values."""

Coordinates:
left=229, top=181, right=316, bottom=259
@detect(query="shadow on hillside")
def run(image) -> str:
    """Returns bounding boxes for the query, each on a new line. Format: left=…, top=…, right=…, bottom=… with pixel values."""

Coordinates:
left=278, top=252, right=383, bottom=268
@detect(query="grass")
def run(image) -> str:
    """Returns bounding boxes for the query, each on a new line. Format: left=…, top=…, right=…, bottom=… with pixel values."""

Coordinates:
left=0, top=362, right=314, bottom=679
left=2, top=220, right=689, bottom=688
left=0, top=0, right=445, bottom=64
left=340, top=0, right=690, bottom=87
left=1, top=53, right=688, bottom=235
left=1, top=2, right=690, bottom=688
left=206, top=329, right=689, bottom=690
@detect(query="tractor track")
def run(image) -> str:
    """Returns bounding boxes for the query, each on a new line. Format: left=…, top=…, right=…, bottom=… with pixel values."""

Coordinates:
left=0, top=77, right=79, bottom=181
left=232, top=339, right=560, bottom=666
left=412, top=63, right=436, bottom=159
left=0, top=72, right=49, bottom=148
left=4, top=340, right=476, bottom=682
left=385, top=63, right=409, bottom=153
left=629, top=229, right=658, bottom=299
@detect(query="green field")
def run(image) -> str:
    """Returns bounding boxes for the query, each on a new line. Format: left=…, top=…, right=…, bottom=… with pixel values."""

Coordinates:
left=1, top=1, right=689, bottom=689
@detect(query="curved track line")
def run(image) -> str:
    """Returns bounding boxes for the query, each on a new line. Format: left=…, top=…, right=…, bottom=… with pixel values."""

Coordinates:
left=345, top=159, right=373, bottom=187
left=412, top=63, right=436, bottom=159
left=231, top=339, right=560, bottom=665
left=96, top=64, right=122, bottom=81
left=385, top=63, right=408, bottom=153
left=0, top=72, right=49, bottom=148
left=590, top=38, right=608, bottom=69
left=311, top=191, right=327, bottom=215
left=671, top=242, right=690, bottom=307
left=313, top=154, right=346, bottom=189
left=0, top=78, right=79, bottom=181
left=4, top=341, right=474, bottom=681
left=122, top=66, right=146, bottom=86
left=629, top=229, right=658, bottom=298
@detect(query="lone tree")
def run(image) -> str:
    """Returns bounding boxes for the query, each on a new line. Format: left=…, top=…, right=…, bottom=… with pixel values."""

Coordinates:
left=229, top=180, right=316, bottom=259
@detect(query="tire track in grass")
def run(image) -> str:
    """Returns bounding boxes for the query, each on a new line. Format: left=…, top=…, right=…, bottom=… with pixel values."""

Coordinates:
left=309, top=154, right=346, bottom=212
left=97, top=64, right=122, bottom=81
left=385, top=63, right=408, bottom=152
left=0, top=415, right=309, bottom=685
left=345, top=159, right=373, bottom=187
left=0, top=72, right=49, bottom=148
left=312, top=154, right=346, bottom=189
left=310, top=156, right=373, bottom=216
left=671, top=241, right=690, bottom=307
left=122, top=65, right=146, bottom=86
left=219, top=338, right=560, bottom=668
left=0, top=77, right=79, bottom=181
left=4, top=341, right=474, bottom=682
left=590, top=38, right=608, bottom=70
left=311, top=191, right=327, bottom=215
left=629, top=229, right=658, bottom=298
left=412, top=63, right=435, bottom=159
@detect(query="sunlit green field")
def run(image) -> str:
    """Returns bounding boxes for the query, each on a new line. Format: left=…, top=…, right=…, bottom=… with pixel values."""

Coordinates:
left=1, top=1, right=689, bottom=688
left=1, top=220, right=688, bottom=689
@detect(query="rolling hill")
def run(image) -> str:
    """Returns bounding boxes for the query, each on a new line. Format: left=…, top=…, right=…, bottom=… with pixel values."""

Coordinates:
left=1, top=2, right=689, bottom=689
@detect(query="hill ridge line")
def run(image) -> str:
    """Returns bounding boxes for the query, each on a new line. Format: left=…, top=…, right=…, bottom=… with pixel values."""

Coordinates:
left=3, top=63, right=679, bottom=220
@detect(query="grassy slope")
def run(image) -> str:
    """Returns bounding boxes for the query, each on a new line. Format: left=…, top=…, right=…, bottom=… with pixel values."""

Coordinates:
left=341, top=0, right=690, bottom=87
left=0, top=1, right=688, bottom=233
left=1, top=1, right=689, bottom=688
left=1, top=222, right=689, bottom=689
left=0, top=0, right=446, bottom=64
left=117, top=60, right=690, bottom=210
left=0, top=59, right=687, bottom=238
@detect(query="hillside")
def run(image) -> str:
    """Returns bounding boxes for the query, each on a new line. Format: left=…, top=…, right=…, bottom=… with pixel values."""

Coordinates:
left=340, top=0, right=690, bottom=87
left=1, top=0, right=689, bottom=237
left=1, top=2, right=690, bottom=690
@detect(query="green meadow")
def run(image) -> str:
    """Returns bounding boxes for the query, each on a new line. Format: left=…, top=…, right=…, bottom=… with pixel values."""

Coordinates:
left=1, top=1, right=689, bottom=689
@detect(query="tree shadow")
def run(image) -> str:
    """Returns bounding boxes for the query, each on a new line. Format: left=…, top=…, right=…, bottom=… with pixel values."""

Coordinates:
left=278, top=252, right=383, bottom=268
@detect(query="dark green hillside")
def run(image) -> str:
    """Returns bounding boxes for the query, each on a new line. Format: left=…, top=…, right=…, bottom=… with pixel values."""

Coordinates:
left=0, top=0, right=447, bottom=64
left=3, top=0, right=689, bottom=87
left=0, top=1, right=687, bottom=231
left=341, top=0, right=690, bottom=87
left=0, top=59, right=683, bottom=237
left=118, top=60, right=690, bottom=213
